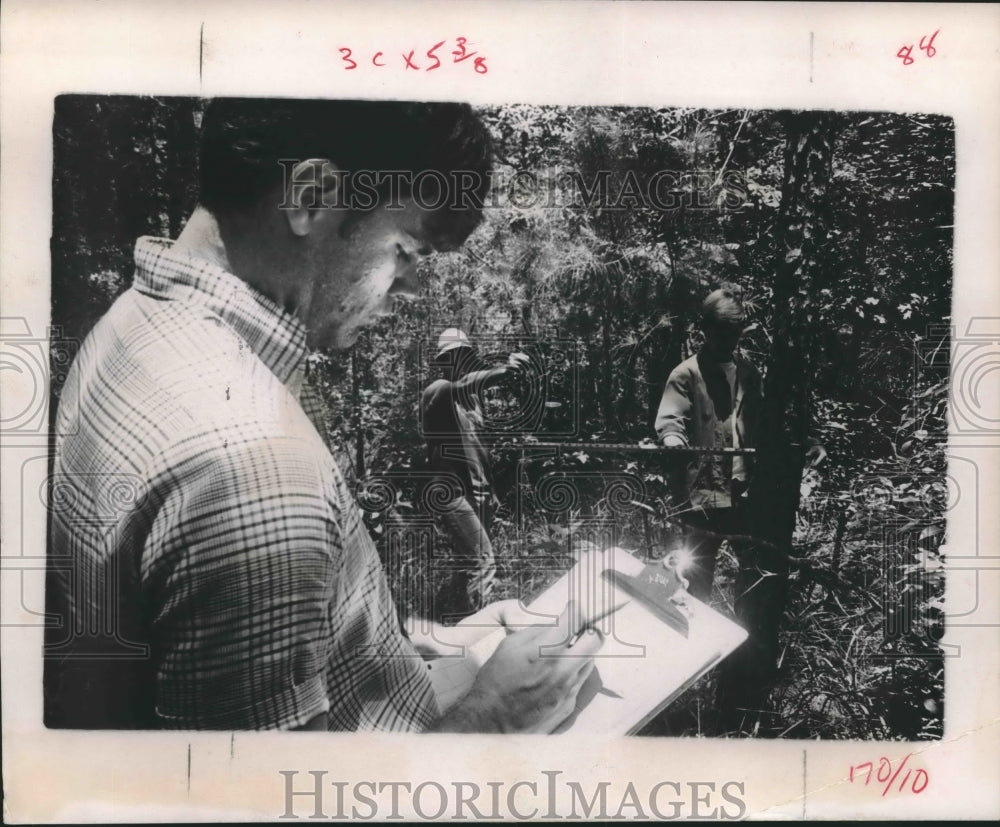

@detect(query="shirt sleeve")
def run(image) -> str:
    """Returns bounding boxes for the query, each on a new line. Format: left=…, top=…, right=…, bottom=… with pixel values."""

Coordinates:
left=654, top=365, right=693, bottom=446
left=420, top=379, right=454, bottom=433
left=145, top=434, right=336, bottom=731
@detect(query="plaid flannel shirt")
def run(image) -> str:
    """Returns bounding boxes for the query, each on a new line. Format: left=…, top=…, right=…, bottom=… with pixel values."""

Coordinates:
left=45, top=236, right=438, bottom=731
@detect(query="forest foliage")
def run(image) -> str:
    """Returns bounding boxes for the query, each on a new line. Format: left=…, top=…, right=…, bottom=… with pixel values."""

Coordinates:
left=51, top=96, right=953, bottom=739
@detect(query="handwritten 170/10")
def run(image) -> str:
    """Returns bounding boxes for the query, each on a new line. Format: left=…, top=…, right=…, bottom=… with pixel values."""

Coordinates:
left=848, top=754, right=928, bottom=797
left=339, top=38, right=487, bottom=74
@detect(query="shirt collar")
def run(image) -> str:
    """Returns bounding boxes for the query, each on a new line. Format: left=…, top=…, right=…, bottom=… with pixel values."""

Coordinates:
left=132, top=236, right=308, bottom=385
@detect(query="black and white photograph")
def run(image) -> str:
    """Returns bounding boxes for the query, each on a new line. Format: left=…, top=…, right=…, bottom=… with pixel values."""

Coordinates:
left=43, top=95, right=953, bottom=741
left=2, top=1, right=998, bottom=822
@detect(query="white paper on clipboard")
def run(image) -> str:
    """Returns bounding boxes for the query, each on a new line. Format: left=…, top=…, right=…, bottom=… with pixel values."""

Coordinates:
left=427, top=547, right=748, bottom=734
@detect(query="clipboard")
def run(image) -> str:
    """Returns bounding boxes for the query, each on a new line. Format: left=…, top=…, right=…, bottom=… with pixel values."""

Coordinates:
left=427, top=546, right=748, bottom=734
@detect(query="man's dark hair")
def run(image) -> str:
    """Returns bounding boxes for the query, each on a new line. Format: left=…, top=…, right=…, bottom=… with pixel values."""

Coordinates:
left=198, top=97, right=493, bottom=248
left=700, top=286, right=745, bottom=328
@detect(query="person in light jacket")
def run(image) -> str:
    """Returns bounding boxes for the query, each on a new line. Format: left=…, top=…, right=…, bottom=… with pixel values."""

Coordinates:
left=655, top=287, right=824, bottom=600
left=654, top=288, right=762, bottom=599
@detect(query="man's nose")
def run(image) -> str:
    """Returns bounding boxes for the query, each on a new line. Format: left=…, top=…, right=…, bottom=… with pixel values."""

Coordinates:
left=389, top=260, right=421, bottom=298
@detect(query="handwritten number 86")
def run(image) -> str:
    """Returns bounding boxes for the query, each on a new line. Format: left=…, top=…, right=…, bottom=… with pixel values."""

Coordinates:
left=897, top=29, right=939, bottom=66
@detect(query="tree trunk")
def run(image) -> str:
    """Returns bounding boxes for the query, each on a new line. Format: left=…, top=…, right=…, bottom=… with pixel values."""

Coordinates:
left=646, top=238, right=682, bottom=432
left=717, top=110, right=837, bottom=734
left=599, top=273, right=615, bottom=432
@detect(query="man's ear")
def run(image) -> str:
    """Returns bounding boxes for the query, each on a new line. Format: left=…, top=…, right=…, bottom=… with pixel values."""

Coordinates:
left=280, top=158, right=342, bottom=238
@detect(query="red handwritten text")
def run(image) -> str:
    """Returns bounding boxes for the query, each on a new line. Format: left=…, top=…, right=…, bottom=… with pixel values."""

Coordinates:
left=339, top=38, right=488, bottom=75
left=897, top=29, right=939, bottom=66
left=848, top=754, right=929, bottom=796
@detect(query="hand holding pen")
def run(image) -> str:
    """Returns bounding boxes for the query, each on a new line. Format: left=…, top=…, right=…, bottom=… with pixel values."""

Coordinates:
left=566, top=598, right=632, bottom=648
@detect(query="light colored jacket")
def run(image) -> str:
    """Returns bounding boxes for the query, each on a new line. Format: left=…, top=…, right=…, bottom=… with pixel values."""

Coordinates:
left=654, top=350, right=762, bottom=510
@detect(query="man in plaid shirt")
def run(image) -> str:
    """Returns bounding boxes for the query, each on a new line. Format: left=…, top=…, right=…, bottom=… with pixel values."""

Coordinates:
left=45, top=99, right=601, bottom=732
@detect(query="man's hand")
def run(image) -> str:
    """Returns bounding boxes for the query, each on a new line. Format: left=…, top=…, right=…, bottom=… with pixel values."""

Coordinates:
left=805, top=443, right=827, bottom=467
left=407, top=599, right=537, bottom=658
left=661, top=434, right=687, bottom=448
left=457, top=598, right=541, bottom=632
left=431, top=601, right=603, bottom=734
left=505, top=352, right=531, bottom=373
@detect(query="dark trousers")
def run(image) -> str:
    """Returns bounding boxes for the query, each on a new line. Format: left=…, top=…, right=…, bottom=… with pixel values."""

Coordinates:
left=683, top=501, right=792, bottom=732
left=437, top=495, right=496, bottom=617
left=681, top=505, right=750, bottom=601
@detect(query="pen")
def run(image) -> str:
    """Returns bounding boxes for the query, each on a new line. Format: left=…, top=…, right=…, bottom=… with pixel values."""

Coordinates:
left=566, top=599, right=631, bottom=647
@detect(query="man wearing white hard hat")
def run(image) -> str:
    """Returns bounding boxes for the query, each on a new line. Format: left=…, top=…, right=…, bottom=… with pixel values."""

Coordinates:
left=421, top=328, right=530, bottom=617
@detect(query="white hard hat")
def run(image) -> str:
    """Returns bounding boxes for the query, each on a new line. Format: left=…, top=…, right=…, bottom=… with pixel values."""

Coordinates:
left=435, top=328, right=473, bottom=359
